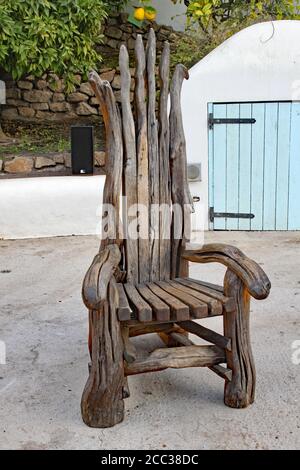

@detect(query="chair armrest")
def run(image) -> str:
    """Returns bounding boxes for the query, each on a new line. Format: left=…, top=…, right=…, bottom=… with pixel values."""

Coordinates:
left=182, top=244, right=271, bottom=300
left=82, top=244, right=121, bottom=310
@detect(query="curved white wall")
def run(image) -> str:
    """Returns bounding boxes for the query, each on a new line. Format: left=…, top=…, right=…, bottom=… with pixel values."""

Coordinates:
left=182, top=20, right=300, bottom=229
left=0, top=176, right=105, bottom=239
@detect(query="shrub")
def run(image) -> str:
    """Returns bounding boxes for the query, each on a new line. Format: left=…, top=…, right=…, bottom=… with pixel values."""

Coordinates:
left=0, top=0, right=109, bottom=91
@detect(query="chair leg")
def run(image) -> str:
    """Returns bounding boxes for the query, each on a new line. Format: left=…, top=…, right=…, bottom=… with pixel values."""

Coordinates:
left=223, top=269, right=256, bottom=409
left=81, top=279, right=125, bottom=428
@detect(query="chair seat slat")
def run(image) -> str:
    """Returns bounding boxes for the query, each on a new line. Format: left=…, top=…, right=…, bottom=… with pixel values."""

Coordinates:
left=146, top=282, right=190, bottom=322
left=117, top=284, right=132, bottom=321
left=124, top=284, right=152, bottom=322
left=167, top=280, right=223, bottom=316
left=177, top=278, right=235, bottom=313
left=136, top=284, right=170, bottom=322
left=155, top=281, right=208, bottom=319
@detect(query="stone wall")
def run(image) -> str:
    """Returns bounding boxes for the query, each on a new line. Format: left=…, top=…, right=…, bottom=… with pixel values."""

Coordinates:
left=0, top=13, right=183, bottom=126
left=0, top=151, right=106, bottom=176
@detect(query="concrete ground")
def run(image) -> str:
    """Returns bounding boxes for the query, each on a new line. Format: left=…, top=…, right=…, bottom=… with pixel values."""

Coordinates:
left=0, top=232, right=299, bottom=450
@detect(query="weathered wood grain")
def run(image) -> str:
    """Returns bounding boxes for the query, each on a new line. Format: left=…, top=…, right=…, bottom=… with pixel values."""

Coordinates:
left=81, top=278, right=124, bottom=427
left=129, top=322, right=184, bottom=337
left=116, top=283, right=132, bottom=321
left=147, top=282, right=190, bottom=321
left=89, top=71, right=123, bottom=248
left=159, top=41, right=171, bottom=280
left=82, top=244, right=121, bottom=311
left=182, top=244, right=271, bottom=300
left=136, top=284, right=170, bottom=322
left=119, top=45, right=139, bottom=283
left=167, top=280, right=223, bottom=316
left=209, top=365, right=232, bottom=382
left=196, top=280, right=224, bottom=293
left=125, top=345, right=226, bottom=376
left=135, top=35, right=150, bottom=283
left=168, top=332, right=194, bottom=347
left=155, top=280, right=208, bottom=318
left=223, top=269, right=256, bottom=408
left=147, top=29, right=160, bottom=281
left=169, top=64, right=193, bottom=279
left=178, top=320, right=231, bottom=351
left=176, top=278, right=235, bottom=313
left=124, top=283, right=152, bottom=322
left=121, top=324, right=137, bottom=364
left=80, top=33, right=271, bottom=427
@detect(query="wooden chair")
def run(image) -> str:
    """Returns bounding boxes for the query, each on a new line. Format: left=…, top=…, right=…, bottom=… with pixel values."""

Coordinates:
left=81, top=29, right=271, bottom=428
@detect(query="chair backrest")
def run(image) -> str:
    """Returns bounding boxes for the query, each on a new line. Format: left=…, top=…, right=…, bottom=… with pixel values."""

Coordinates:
left=89, top=28, right=193, bottom=285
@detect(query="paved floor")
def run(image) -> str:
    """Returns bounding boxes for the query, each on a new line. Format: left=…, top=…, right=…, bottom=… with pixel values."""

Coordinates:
left=0, top=232, right=299, bottom=450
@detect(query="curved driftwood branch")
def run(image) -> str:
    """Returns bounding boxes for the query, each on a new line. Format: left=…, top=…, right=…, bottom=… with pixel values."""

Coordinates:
left=81, top=278, right=125, bottom=427
left=125, top=345, right=226, bottom=376
left=169, top=64, right=193, bottom=279
left=159, top=41, right=171, bottom=280
left=119, top=44, right=139, bottom=282
left=147, top=28, right=160, bottom=281
left=82, top=244, right=121, bottom=310
left=223, top=270, right=256, bottom=408
left=135, top=34, right=150, bottom=282
left=89, top=70, right=123, bottom=247
left=182, top=244, right=271, bottom=300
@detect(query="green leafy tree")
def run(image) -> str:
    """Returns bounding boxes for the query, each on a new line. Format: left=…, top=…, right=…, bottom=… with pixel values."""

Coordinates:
left=0, top=0, right=111, bottom=91
left=173, top=1, right=300, bottom=32
left=169, top=0, right=300, bottom=71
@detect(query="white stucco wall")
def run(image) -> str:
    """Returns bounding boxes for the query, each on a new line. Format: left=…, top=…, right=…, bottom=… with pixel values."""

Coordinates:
left=0, top=176, right=105, bottom=239
left=182, top=20, right=300, bottom=229
left=127, top=0, right=187, bottom=31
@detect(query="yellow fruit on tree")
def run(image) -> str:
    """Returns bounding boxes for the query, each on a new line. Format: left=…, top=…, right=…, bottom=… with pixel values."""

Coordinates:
left=134, top=7, right=145, bottom=21
left=145, top=10, right=157, bottom=21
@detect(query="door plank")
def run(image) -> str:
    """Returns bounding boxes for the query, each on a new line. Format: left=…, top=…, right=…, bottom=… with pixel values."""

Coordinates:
left=263, top=103, right=278, bottom=230
left=251, top=103, right=265, bottom=230
left=238, top=103, right=252, bottom=230
left=212, top=104, right=227, bottom=230
left=226, top=103, right=240, bottom=230
left=288, top=102, right=300, bottom=230
left=208, top=103, right=214, bottom=230
left=276, top=103, right=291, bottom=230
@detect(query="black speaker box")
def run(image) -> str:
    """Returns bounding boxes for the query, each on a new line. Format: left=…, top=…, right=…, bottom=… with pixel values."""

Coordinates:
left=71, top=126, right=94, bottom=175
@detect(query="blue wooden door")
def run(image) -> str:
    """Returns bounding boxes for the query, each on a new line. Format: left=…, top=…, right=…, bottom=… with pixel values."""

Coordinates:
left=208, top=102, right=300, bottom=230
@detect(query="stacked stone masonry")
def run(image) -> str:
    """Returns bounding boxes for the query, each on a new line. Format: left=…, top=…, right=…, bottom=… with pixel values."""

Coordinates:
left=0, top=14, right=183, bottom=124
left=0, top=151, right=106, bottom=175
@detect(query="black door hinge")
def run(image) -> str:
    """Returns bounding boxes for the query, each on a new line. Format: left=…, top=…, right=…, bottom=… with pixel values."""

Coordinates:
left=208, top=113, right=256, bottom=130
left=209, top=207, right=255, bottom=223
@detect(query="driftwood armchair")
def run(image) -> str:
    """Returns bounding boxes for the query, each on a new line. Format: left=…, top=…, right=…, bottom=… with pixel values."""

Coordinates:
left=81, top=29, right=271, bottom=428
